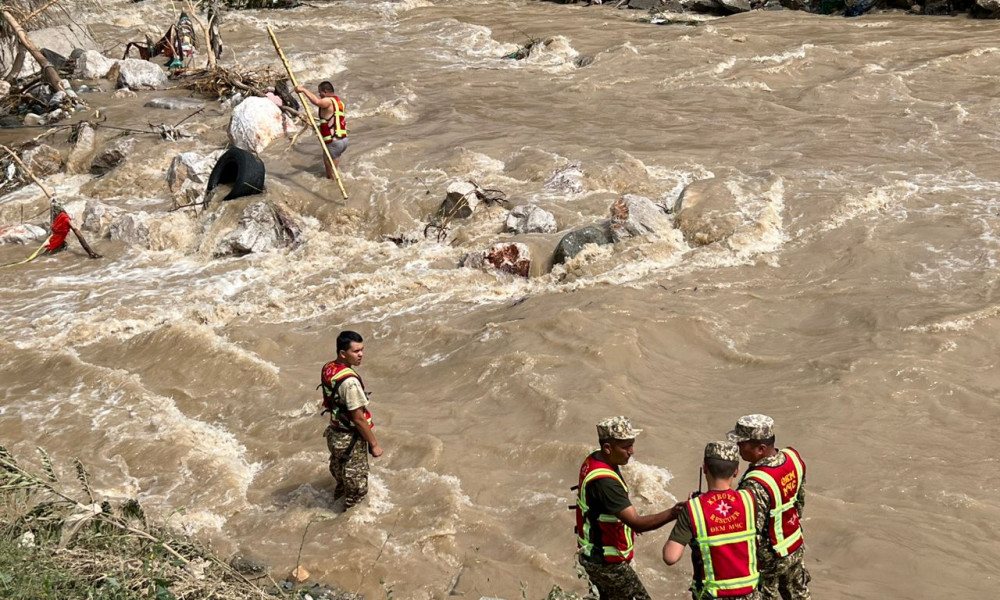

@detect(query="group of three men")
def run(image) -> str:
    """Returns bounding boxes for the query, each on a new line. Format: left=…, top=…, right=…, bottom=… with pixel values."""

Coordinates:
left=576, top=415, right=811, bottom=600
left=318, top=332, right=810, bottom=599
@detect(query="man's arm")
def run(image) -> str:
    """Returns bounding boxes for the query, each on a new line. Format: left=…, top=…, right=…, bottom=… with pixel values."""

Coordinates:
left=294, top=86, right=332, bottom=110
left=795, top=471, right=806, bottom=517
left=615, top=502, right=683, bottom=534
left=68, top=222, right=101, bottom=259
left=348, top=407, right=382, bottom=457
left=663, top=539, right=686, bottom=565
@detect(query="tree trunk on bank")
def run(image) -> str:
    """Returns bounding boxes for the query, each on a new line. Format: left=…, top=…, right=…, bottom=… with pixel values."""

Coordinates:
left=1, top=9, right=65, bottom=91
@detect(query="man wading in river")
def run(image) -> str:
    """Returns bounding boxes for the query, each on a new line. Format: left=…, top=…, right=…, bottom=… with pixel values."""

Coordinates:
left=295, top=81, right=348, bottom=180
left=574, top=416, right=682, bottom=600
left=728, top=415, right=811, bottom=600
left=45, top=201, right=101, bottom=259
left=320, top=331, right=382, bottom=509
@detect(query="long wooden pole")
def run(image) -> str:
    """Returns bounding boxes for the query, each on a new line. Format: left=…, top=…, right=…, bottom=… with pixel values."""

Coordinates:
left=266, top=25, right=348, bottom=200
left=0, top=9, right=65, bottom=92
left=1, top=144, right=54, bottom=199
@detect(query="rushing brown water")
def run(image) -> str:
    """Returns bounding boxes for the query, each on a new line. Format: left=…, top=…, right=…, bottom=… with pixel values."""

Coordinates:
left=2, top=1, right=1000, bottom=597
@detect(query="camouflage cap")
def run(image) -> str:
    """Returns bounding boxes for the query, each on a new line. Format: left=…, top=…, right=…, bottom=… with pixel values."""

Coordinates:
left=596, top=416, right=642, bottom=441
left=726, top=414, right=774, bottom=443
left=704, top=440, right=739, bottom=462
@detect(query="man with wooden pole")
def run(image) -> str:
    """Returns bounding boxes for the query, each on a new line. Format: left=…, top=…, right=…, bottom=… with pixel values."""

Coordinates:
left=266, top=25, right=348, bottom=200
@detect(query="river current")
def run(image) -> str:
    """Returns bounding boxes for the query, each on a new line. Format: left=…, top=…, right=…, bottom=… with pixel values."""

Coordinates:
left=1, top=1, right=998, bottom=598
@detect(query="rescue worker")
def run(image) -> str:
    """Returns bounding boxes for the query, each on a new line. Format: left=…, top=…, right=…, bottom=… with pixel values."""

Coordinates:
left=45, top=201, right=101, bottom=259
left=575, top=416, right=683, bottom=600
left=728, top=415, right=811, bottom=600
left=320, top=330, right=382, bottom=509
left=294, top=81, right=348, bottom=179
left=662, top=441, right=760, bottom=600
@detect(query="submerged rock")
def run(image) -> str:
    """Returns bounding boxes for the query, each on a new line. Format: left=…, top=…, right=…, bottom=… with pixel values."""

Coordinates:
left=21, top=144, right=63, bottom=177
left=461, top=242, right=532, bottom=278
left=90, top=139, right=135, bottom=176
left=608, top=194, right=673, bottom=242
left=439, top=181, right=480, bottom=219
left=145, top=97, right=206, bottom=110
left=214, top=201, right=293, bottom=257
left=110, top=212, right=151, bottom=248
left=544, top=163, right=584, bottom=195
left=83, top=202, right=126, bottom=238
left=674, top=178, right=742, bottom=246
left=505, top=204, right=557, bottom=234
left=553, top=225, right=612, bottom=265
left=67, top=122, right=97, bottom=173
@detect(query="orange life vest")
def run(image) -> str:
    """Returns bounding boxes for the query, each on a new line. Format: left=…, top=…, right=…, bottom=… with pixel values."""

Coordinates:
left=318, top=96, right=348, bottom=142
left=574, top=453, right=634, bottom=564
left=686, top=489, right=759, bottom=598
left=319, top=361, right=372, bottom=431
left=743, top=447, right=805, bottom=557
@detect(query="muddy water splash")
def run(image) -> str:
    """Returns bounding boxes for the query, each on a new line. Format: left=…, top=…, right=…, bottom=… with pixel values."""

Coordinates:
left=2, top=2, right=999, bottom=598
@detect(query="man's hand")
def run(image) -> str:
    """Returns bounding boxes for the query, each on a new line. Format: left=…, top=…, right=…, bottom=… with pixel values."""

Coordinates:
left=88, top=252, right=102, bottom=259
left=369, top=443, right=383, bottom=458
left=294, top=85, right=306, bottom=94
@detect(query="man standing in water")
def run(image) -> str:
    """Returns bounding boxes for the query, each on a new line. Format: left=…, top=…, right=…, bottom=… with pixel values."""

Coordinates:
left=320, top=330, right=382, bottom=509
left=728, top=415, right=811, bottom=600
left=45, top=201, right=101, bottom=259
left=575, top=416, right=682, bottom=600
left=294, top=81, right=348, bottom=180
left=662, top=441, right=760, bottom=600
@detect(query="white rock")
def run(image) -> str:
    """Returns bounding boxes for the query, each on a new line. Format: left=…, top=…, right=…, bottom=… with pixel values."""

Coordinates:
left=167, top=150, right=224, bottom=192
left=73, top=50, right=118, bottom=80
left=544, top=163, right=585, bottom=194
left=109, top=212, right=151, bottom=248
left=505, top=204, right=557, bottom=234
left=0, top=223, right=47, bottom=245
left=0, top=24, right=98, bottom=79
left=67, top=122, right=97, bottom=173
left=227, top=97, right=296, bottom=154
left=609, top=194, right=674, bottom=242
left=0, top=81, right=11, bottom=98
left=23, top=113, right=44, bottom=126
left=116, top=59, right=168, bottom=90
left=82, top=202, right=126, bottom=238
left=214, top=201, right=286, bottom=256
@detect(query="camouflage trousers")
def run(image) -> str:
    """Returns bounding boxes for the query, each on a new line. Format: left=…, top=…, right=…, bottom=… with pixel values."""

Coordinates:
left=758, top=547, right=811, bottom=600
left=325, top=425, right=368, bottom=508
left=579, top=558, right=650, bottom=600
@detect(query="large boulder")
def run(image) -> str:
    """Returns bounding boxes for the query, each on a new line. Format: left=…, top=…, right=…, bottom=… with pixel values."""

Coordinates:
left=973, top=0, right=1000, bottom=13
left=505, top=204, right=557, bottom=235
left=673, top=178, right=743, bottom=246
left=82, top=201, right=126, bottom=238
left=609, top=194, right=673, bottom=242
left=214, top=201, right=290, bottom=257
left=109, top=212, right=151, bottom=248
left=227, top=97, right=296, bottom=154
left=461, top=242, right=531, bottom=278
left=73, top=51, right=118, bottom=80
left=0, top=224, right=47, bottom=245
left=167, top=151, right=224, bottom=192
left=553, top=225, right=612, bottom=265
left=438, top=181, right=480, bottom=219
left=20, top=144, right=63, bottom=177
left=115, top=59, right=169, bottom=90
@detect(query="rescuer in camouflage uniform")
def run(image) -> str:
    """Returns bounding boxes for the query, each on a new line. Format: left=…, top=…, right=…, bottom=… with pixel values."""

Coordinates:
left=321, top=331, right=382, bottom=509
left=728, top=415, right=811, bottom=600
left=575, top=416, right=683, bottom=600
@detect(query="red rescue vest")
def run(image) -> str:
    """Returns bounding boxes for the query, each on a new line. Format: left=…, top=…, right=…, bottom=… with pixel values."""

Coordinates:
left=319, top=96, right=348, bottom=142
left=686, top=489, right=759, bottom=598
left=574, top=453, right=634, bottom=564
left=319, top=361, right=372, bottom=431
left=743, top=447, right=805, bottom=557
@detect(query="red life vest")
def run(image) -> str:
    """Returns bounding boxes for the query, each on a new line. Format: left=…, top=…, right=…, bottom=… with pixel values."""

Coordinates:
left=686, top=489, right=759, bottom=598
left=45, top=212, right=71, bottom=250
left=318, top=96, right=347, bottom=143
left=319, top=361, right=372, bottom=431
left=574, top=453, right=634, bottom=564
left=743, top=447, right=805, bottom=557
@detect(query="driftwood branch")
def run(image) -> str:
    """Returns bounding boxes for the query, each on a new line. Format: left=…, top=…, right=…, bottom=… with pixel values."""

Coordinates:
left=0, top=9, right=65, bottom=92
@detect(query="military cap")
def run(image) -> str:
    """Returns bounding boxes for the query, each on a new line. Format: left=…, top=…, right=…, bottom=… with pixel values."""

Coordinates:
left=596, top=416, right=642, bottom=440
left=727, top=414, right=774, bottom=443
left=704, top=440, right=740, bottom=462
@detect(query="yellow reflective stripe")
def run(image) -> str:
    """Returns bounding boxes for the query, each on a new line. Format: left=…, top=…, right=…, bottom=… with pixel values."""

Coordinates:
left=578, top=463, right=632, bottom=560
left=745, top=450, right=803, bottom=558
left=333, top=97, right=348, bottom=137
